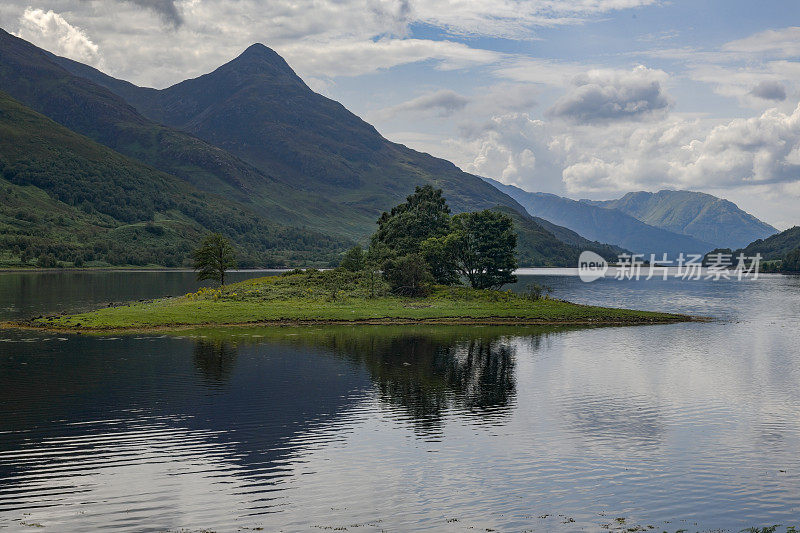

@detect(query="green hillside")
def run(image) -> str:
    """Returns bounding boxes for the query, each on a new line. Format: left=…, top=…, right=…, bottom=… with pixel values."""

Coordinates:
left=0, top=91, right=345, bottom=268
left=0, top=29, right=353, bottom=237
left=736, top=226, right=800, bottom=261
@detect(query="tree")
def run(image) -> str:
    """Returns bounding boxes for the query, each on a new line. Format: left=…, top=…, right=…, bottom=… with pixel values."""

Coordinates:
left=782, top=247, right=800, bottom=272
left=420, top=235, right=460, bottom=285
left=444, top=210, right=518, bottom=289
left=383, top=254, right=434, bottom=296
left=372, top=185, right=451, bottom=256
left=192, top=233, right=236, bottom=285
left=340, top=245, right=365, bottom=271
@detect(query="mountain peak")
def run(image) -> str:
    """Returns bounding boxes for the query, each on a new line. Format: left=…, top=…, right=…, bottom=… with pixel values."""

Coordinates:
left=239, top=42, right=278, bottom=60
left=225, top=43, right=302, bottom=82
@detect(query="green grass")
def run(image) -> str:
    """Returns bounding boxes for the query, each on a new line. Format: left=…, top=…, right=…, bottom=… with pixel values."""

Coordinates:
left=28, top=270, right=691, bottom=331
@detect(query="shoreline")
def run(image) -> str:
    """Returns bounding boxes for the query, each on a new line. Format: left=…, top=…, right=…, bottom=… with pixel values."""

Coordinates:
left=0, top=304, right=700, bottom=334
left=2, top=313, right=698, bottom=334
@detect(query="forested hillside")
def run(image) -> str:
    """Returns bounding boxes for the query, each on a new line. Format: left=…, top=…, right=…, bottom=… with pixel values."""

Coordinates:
left=0, top=91, right=345, bottom=268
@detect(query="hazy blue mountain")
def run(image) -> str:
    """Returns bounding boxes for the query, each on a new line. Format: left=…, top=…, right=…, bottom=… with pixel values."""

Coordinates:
left=485, top=178, right=714, bottom=257
left=584, top=190, right=777, bottom=249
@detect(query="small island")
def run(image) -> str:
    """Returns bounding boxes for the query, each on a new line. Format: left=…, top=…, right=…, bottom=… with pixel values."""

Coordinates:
left=23, top=268, right=690, bottom=332
left=15, top=186, right=694, bottom=332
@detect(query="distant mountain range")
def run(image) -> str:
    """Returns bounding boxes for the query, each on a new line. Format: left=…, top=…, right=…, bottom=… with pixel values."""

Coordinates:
left=486, top=179, right=714, bottom=256
left=583, top=190, right=777, bottom=250
left=0, top=29, right=620, bottom=267
left=487, top=179, right=777, bottom=256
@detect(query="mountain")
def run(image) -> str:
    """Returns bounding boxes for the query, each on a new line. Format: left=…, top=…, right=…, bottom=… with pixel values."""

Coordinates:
left=0, top=90, right=344, bottom=267
left=35, top=35, right=629, bottom=266
left=583, top=190, right=777, bottom=249
left=1, top=30, right=629, bottom=267
left=492, top=207, right=611, bottom=266
left=734, top=226, right=800, bottom=261
left=46, top=41, right=534, bottom=238
left=485, top=179, right=713, bottom=257
left=0, top=29, right=354, bottom=236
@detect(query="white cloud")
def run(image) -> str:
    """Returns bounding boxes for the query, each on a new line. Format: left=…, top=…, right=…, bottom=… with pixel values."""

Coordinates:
left=277, top=38, right=504, bottom=78
left=13, top=8, right=103, bottom=68
left=547, top=65, right=672, bottom=123
left=412, top=0, right=658, bottom=39
left=378, top=89, right=470, bottom=119
left=0, top=0, right=659, bottom=88
left=493, top=58, right=590, bottom=87
left=722, top=26, right=800, bottom=57
left=444, top=100, right=800, bottom=204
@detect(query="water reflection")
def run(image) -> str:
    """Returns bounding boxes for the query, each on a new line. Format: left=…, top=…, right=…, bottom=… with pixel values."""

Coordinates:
left=3, top=270, right=800, bottom=531
left=193, top=340, right=238, bottom=386
left=182, top=326, right=553, bottom=435
left=308, top=328, right=518, bottom=435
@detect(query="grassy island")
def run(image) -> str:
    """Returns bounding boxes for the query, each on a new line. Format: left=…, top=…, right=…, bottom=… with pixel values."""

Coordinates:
left=23, top=269, right=692, bottom=332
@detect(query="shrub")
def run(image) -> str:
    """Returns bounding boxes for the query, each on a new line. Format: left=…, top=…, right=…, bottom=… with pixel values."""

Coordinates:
left=383, top=254, right=434, bottom=296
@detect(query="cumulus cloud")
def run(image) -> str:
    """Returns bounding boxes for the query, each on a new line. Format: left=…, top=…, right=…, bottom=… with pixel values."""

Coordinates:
left=748, top=80, right=787, bottom=101
left=380, top=89, right=470, bottom=118
left=12, top=7, right=103, bottom=67
left=446, top=100, right=800, bottom=202
left=452, top=113, right=564, bottom=191
left=546, top=65, right=672, bottom=123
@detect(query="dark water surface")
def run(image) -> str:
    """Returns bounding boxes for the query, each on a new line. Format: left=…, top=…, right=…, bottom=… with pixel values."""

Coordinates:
left=1, top=270, right=799, bottom=532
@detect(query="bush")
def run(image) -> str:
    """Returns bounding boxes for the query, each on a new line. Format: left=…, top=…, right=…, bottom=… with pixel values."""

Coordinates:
left=522, top=283, right=552, bottom=301
left=340, top=245, right=365, bottom=271
left=384, top=254, right=434, bottom=296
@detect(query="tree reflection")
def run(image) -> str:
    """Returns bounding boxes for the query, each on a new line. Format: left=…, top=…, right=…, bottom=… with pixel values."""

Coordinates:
left=193, top=340, right=238, bottom=386
left=292, top=327, right=522, bottom=435
left=181, top=325, right=575, bottom=435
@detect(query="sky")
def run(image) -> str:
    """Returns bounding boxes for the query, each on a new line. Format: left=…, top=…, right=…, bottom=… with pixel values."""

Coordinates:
left=1, top=1, right=799, bottom=229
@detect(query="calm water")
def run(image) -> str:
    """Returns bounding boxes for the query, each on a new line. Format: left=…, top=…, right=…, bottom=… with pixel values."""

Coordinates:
left=1, top=270, right=799, bottom=532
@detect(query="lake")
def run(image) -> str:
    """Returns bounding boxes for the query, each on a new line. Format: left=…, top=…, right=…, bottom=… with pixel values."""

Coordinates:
left=1, top=270, right=799, bottom=532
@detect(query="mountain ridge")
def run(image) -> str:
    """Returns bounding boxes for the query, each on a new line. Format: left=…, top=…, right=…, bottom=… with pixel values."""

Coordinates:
left=485, top=178, right=714, bottom=257
left=583, top=190, right=777, bottom=249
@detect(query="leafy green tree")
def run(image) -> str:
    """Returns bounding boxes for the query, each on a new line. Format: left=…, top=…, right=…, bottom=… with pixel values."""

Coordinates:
left=444, top=210, right=518, bottom=289
left=340, top=245, right=365, bottom=271
left=420, top=236, right=460, bottom=285
left=193, top=233, right=236, bottom=285
left=781, top=247, right=800, bottom=272
left=383, top=254, right=434, bottom=296
left=372, top=185, right=451, bottom=256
